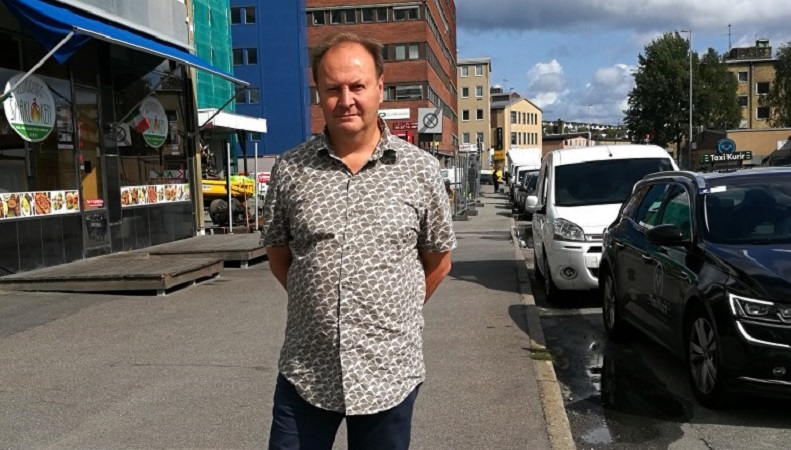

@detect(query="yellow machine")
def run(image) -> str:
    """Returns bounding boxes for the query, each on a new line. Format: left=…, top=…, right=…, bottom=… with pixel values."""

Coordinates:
left=202, top=175, right=257, bottom=226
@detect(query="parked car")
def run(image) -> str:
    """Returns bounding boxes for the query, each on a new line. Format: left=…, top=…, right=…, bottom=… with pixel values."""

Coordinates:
left=599, top=167, right=791, bottom=407
left=532, top=144, right=677, bottom=302
left=515, top=170, right=539, bottom=216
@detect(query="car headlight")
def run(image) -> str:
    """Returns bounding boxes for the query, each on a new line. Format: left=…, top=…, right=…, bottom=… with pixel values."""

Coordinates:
left=729, top=293, right=791, bottom=323
left=553, top=218, right=586, bottom=242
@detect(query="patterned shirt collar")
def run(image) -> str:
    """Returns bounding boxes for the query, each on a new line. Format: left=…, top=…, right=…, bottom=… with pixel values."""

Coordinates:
left=315, top=118, right=399, bottom=162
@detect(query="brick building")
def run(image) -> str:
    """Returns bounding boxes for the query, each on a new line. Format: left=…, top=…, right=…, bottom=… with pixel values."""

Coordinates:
left=305, top=0, right=458, bottom=161
left=724, top=39, right=777, bottom=130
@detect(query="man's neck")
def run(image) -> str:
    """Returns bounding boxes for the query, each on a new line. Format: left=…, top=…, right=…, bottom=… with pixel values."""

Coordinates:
left=329, top=126, right=382, bottom=160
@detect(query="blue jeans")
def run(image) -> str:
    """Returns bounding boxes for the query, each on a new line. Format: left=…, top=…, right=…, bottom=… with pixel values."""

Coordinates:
left=268, top=374, right=420, bottom=450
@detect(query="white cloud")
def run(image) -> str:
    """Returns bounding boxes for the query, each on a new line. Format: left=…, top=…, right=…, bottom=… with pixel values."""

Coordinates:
left=525, top=60, right=569, bottom=110
left=457, top=0, right=791, bottom=35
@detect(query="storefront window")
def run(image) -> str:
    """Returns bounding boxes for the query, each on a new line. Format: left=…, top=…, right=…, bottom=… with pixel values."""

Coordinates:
left=0, top=32, right=80, bottom=219
left=112, top=55, right=189, bottom=205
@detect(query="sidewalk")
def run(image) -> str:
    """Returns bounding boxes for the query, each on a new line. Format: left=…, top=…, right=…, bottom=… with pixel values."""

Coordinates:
left=0, top=189, right=572, bottom=449
left=409, top=189, right=567, bottom=449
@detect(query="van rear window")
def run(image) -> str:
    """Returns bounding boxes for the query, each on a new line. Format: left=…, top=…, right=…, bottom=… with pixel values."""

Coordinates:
left=555, top=158, right=674, bottom=207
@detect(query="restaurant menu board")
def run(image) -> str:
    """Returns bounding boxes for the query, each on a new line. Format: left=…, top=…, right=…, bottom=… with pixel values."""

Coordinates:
left=120, top=184, right=190, bottom=208
left=0, top=190, right=80, bottom=220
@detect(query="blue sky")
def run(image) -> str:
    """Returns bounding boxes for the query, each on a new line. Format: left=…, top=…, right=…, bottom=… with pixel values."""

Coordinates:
left=456, top=0, right=791, bottom=126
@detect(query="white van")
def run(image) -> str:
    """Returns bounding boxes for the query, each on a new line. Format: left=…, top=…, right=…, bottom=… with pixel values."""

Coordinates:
left=531, top=144, right=677, bottom=301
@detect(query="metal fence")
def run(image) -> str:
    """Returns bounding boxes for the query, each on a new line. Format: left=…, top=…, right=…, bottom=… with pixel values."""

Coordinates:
left=449, top=152, right=481, bottom=218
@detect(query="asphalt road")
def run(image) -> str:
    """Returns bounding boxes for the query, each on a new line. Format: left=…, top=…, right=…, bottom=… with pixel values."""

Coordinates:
left=515, top=218, right=791, bottom=450
left=0, top=193, right=551, bottom=450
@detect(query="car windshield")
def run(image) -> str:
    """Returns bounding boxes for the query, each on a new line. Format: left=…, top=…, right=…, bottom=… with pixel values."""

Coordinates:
left=704, top=176, right=791, bottom=244
left=554, top=158, right=675, bottom=207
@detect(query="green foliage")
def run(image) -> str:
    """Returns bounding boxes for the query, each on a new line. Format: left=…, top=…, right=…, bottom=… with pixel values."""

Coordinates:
left=625, top=32, right=690, bottom=149
left=696, top=48, right=741, bottom=130
left=625, top=33, right=740, bottom=152
left=767, top=42, right=791, bottom=127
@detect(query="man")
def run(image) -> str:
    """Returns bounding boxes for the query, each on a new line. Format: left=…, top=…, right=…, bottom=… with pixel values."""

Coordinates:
left=493, top=167, right=502, bottom=194
left=262, top=32, right=456, bottom=450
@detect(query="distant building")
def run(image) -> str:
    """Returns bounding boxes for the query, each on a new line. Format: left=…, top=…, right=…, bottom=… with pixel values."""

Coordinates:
left=305, top=0, right=458, bottom=162
left=490, top=88, right=543, bottom=168
left=230, top=0, right=310, bottom=155
left=724, top=39, right=777, bottom=130
left=456, top=57, right=492, bottom=165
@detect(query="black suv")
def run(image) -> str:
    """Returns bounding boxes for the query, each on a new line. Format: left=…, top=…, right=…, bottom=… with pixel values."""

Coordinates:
left=599, top=167, right=791, bottom=407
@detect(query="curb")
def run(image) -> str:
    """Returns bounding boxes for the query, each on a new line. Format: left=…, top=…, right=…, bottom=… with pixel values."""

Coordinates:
left=510, top=218, right=576, bottom=450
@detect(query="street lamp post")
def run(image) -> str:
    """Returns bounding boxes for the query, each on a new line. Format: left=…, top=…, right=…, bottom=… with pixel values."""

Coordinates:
left=680, top=30, right=693, bottom=169
left=587, top=104, right=592, bottom=145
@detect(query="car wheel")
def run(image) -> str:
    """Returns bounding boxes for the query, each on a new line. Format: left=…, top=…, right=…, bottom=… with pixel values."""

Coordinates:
left=543, top=251, right=559, bottom=303
left=601, top=272, right=631, bottom=342
left=686, top=305, right=726, bottom=408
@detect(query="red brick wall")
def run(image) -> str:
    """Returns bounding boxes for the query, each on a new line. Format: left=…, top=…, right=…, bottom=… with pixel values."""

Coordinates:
left=306, top=0, right=458, bottom=153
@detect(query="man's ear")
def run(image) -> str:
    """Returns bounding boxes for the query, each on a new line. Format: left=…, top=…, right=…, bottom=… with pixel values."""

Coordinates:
left=377, top=76, right=384, bottom=103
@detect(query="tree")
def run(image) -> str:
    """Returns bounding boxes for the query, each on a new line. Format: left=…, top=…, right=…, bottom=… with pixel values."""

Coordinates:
left=695, top=48, right=741, bottom=130
left=625, top=32, right=691, bottom=156
left=625, top=34, right=741, bottom=164
left=766, top=42, right=791, bottom=127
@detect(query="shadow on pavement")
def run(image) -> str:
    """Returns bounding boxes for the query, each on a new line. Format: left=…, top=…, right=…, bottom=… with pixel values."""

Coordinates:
left=447, top=259, right=519, bottom=294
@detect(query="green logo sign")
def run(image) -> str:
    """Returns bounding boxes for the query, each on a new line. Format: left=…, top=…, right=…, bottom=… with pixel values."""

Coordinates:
left=140, top=97, right=168, bottom=148
left=3, top=74, right=55, bottom=142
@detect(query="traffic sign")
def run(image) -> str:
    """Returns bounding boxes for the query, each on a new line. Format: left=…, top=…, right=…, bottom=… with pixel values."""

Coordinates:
left=418, top=107, right=443, bottom=133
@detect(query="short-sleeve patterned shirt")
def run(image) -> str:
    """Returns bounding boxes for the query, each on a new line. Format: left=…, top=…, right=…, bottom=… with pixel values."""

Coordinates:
left=262, top=122, right=456, bottom=415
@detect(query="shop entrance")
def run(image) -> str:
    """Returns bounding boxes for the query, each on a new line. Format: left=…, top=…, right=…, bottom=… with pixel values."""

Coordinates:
left=75, top=86, right=111, bottom=257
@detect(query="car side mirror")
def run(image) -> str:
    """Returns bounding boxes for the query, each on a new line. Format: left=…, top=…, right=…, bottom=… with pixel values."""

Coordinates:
left=646, top=224, right=688, bottom=245
left=524, top=195, right=539, bottom=213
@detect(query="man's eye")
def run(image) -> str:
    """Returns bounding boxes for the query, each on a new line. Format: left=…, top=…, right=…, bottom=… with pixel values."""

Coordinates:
left=352, top=85, right=364, bottom=91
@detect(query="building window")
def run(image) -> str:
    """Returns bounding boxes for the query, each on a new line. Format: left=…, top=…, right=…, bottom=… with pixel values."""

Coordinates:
left=234, top=48, right=257, bottom=65
left=330, top=10, right=344, bottom=24
left=245, top=7, right=256, bottom=24
left=246, top=48, right=257, bottom=65
left=248, top=88, right=260, bottom=104
left=737, top=71, right=748, bottom=82
left=511, top=132, right=517, bottom=145
left=392, top=85, right=422, bottom=100
left=476, top=132, right=484, bottom=144
left=475, top=65, right=483, bottom=76
left=463, top=133, right=470, bottom=143
left=395, top=45, right=406, bottom=60
left=345, top=9, right=356, bottom=23
left=461, top=87, right=469, bottom=98
left=361, top=8, right=374, bottom=22
left=460, top=66, right=468, bottom=77
left=312, top=11, right=325, bottom=25
left=475, top=86, right=483, bottom=97
left=462, top=110, right=470, bottom=121
left=756, top=82, right=770, bottom=95
left=476, top=109, right=483, bottom=120
left=739, top=96, right=748, bottom=107
left=376, top=7, right=387, bottom=21
left=231, top=7, right=242, bottom=24
left=510, top=111, right=517, bottom=123
left=250, top=132, right=262, bottom=141
left=393, top=6, right=419, bottom=21
left=757, top=106, right=770, bottom=120
left=409, top=44, right=419, bottom=59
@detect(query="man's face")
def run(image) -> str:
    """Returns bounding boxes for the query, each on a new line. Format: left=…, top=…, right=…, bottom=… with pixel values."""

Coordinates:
left=316, top=42, right=383, bottom=139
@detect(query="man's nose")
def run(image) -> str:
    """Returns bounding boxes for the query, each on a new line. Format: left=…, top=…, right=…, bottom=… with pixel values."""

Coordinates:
left=338, top=87, right=354, bottom=107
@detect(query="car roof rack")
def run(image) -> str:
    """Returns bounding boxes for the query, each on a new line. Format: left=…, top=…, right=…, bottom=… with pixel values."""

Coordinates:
left=642, top=170, right=707, bottom=188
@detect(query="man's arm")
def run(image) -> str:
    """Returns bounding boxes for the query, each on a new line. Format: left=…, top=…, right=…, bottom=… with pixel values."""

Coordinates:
left=267, top=246, right=293, bottom=291
left=419, top=250, right=452, bottom=304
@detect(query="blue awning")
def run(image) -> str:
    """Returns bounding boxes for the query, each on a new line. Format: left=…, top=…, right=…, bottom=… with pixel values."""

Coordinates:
left=2, top=0, right=248, bottom=86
